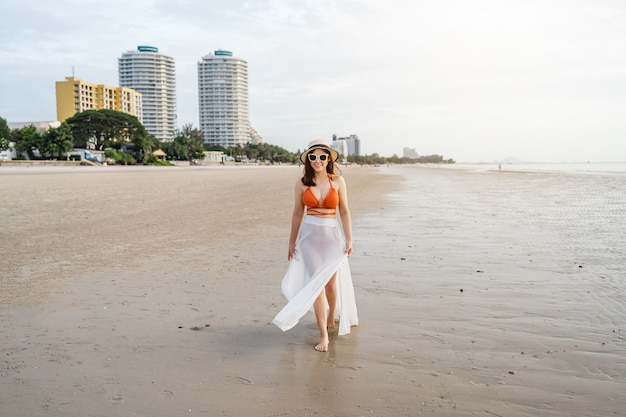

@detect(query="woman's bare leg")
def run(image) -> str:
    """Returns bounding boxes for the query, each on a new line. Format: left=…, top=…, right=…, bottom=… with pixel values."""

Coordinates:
left=325, top=273, right=337, bottom=330
left=313, top=291, right=329, bottom=352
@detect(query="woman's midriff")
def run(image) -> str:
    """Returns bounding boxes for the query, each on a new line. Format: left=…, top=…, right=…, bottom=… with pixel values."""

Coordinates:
left=306, top=208, right=336, bottom=218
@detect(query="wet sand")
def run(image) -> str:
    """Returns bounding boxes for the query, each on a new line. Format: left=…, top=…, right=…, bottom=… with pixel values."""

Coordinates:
left=0, top=164, right=624, bottom=416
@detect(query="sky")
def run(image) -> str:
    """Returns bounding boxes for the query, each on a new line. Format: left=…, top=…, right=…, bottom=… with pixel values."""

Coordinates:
left=1, top=0, right=625, bottom=162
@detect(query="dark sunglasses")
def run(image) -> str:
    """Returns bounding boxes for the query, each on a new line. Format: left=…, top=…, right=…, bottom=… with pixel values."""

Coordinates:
left=308, top=153, right=329, bottom=162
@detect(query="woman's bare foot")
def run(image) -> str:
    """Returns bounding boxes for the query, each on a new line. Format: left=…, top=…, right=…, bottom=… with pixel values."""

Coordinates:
left=315, top=336, right=329, bottom=352
left=327, top=316, right=336, bottom=330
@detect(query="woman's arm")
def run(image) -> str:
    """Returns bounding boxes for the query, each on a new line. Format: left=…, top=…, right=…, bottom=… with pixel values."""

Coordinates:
left=336, top=176, right=353, bottom=256
left=288, top=179, right=306, bottom=260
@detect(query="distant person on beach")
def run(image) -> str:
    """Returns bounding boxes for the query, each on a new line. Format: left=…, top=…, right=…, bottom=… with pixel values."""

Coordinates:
left=273, top=139, right=358, bottom=352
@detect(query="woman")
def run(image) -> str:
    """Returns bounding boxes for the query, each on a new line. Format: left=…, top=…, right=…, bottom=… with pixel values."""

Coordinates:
left=273, top=139, right=358, bottom=352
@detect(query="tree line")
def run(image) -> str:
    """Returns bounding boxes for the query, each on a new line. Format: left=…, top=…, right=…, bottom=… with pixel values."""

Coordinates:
left=347, top=153, right=454, bottom=165
left=1, top=110, right=159, bottom=164
left=1, top=111, right=454, bottom=165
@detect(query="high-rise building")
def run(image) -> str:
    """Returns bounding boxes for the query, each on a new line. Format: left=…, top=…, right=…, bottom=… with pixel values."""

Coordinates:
left=403, top=147, right=419, bottom=159
left=198, top=50, right=259, bottom=148
left=55, top=76, right=142, bottom=123
left=331, top=139, right=348, bottom=160
left=118, top=46, right=176, bottom=141
left=332, top=134, right=361, bottom=157
left=346, top=134, right=361, bottom=156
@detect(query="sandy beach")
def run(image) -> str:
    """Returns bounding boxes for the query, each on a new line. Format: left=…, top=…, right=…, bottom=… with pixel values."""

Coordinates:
left=1, top=164, right=625, bottom=416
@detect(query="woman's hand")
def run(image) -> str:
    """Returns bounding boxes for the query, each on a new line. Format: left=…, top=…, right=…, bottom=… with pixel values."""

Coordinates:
left=345, top=240, right=353, bottom=257
left=288, top=243, right=297, bottom=261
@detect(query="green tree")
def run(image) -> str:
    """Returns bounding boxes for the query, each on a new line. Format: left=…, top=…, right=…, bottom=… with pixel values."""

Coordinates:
left=178, top=123, right=204, bottom=143
left=239, top=142, right=298, bottom=164
left=167, top=135, right=205, bottom=161
left=0, top=116, right=10, bottom=145
left=40, top=122, right=74, bottom=159
left=203, top=144, right=228, bottom=153
left=130, top=133, right=160, bottom=164
left=0, top=137, right=10, bottom=152
left=104, top=149, right=135, bottom=165
left=66, top=109, right=147, bottom=150
left=0, top=117, right=11, bottom=152
left=166, top=124, right=205, bottom=161
left=11, top=125, right=43, bottom=159
left=347, top=152, right=454, bottom=165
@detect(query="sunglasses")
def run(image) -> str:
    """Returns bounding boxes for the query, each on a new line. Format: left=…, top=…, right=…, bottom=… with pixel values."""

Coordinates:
left=308, top=153, right=329, bottom=162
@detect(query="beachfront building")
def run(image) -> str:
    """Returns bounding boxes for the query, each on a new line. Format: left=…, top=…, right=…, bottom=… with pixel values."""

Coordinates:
left=403, top=147, right=419, bottom=159
left=249, top=126, right=263, bottom=144
left=118, top=46, right=177, bottom=141
left=202, top=151, right=226, bottom=165
left=331, top=138, right=348, bottom=161
left=346, top=134, right=361, bottom=156
left=198, top=50, right=261, bottom=148
left=332, top=134, right=361, bottom=157
left=0, top=144, right=16, bottom=161
left=55, top=76, right=143, bottom=122
left=8, top=121, right=61, bottom=131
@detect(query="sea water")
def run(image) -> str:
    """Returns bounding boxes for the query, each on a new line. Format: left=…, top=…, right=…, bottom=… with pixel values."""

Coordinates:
left=350, top=163, right=626, bottom=415
left=354, top=163, right=626, bottom=323
left=448, top=161, right=626, bottom=175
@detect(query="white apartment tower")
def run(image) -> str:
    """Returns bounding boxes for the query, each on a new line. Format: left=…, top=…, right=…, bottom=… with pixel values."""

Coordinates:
left=198, top=50, right=254, bottom=147
left=118, top=46, right=177, bottom=141
left=332, top=134, right=361, bottom=157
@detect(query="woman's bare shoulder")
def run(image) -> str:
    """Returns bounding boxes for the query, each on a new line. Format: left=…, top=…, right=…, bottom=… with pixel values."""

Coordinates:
left=295, top=176, right=306, bottom=189
left=330, top=174, right=345, bottom=184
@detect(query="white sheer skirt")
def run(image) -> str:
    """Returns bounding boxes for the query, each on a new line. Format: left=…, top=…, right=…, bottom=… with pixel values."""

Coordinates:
left=273, top=216, right=358, bottom=336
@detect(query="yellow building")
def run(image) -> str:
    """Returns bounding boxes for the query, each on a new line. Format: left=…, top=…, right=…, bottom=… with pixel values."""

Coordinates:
left=55, top=76, right=143, bottom=122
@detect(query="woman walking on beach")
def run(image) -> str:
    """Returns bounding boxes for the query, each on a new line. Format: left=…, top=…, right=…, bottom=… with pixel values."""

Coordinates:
left=273, top=139, right=358, bottom=352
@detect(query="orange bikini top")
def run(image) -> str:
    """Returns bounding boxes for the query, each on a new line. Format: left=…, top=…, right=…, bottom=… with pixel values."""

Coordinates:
left=302, top=176, right=339, bottom=216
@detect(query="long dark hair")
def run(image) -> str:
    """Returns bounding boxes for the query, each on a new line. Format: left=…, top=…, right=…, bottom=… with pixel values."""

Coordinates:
left=301, top=149, right=342, bottom=186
